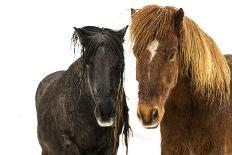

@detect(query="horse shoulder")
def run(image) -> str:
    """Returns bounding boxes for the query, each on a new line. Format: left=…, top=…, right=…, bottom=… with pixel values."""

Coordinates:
left=36, top=71, right=65, bottom=105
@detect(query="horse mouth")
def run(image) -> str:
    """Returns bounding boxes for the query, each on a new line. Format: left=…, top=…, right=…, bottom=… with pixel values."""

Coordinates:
left=96, top=117, right=115, bottom=127
left=139, top=119, right=160, bottom=129
left=143, top=124, right=159, bottom=129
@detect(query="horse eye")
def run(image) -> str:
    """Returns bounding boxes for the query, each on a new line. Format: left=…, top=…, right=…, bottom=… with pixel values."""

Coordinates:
left=168, top=52, right=176, bottom=60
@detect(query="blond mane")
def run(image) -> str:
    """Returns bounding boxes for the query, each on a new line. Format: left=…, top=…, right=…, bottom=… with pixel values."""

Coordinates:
left=130, top=5, right=230, bottom=105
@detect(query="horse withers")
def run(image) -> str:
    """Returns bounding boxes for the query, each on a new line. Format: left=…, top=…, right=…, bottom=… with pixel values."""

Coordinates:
left=130, top=5, right=232, bottom=154
left=36, top=26, right=130, bottom=155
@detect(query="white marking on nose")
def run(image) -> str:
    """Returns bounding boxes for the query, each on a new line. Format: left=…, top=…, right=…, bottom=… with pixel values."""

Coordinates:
left=148, top=40, right=159, bottom=62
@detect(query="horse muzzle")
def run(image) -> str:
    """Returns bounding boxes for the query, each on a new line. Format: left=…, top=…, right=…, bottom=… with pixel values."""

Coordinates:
left=137, top=100, right=165, bottom=129
left=94, top=104, right=116, bottom=127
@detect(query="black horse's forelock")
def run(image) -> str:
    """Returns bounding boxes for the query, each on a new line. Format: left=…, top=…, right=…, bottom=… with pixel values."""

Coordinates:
left=72, top=26, right=125, bottom=62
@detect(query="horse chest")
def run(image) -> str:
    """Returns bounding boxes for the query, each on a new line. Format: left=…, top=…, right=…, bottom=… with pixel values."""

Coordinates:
left=74, top=124, right=112, bottom=149
left=163, top=98, right=226, bottom=154
left=62, top=97, right=114, bottom=150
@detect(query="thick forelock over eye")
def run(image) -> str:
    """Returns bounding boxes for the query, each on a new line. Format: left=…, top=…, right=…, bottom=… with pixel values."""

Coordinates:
left=130, top=5, right=177, bottom=58
left=72, top=26, right=128, bottom=63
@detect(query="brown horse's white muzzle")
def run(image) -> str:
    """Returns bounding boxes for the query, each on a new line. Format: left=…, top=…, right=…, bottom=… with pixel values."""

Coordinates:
left=137, top=101, right=165, bottom=129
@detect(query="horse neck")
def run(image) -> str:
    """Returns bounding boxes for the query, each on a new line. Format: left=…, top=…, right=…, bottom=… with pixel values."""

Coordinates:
left=166, top=76, right=193, bottom=112
left=65, top=58, right=93, bottom=103
left=167, top=74, right=229, bottom=114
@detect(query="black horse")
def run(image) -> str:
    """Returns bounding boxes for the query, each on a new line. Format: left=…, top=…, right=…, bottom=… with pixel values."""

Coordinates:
left=35, top=26, right=130, bottom=155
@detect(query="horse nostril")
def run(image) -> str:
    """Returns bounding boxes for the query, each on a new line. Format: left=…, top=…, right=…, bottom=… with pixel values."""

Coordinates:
left=152, top=109, right=158, bottom=121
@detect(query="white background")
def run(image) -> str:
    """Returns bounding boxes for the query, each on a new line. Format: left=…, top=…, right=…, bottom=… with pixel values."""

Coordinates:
left=0, top=0, right=232, bottom=154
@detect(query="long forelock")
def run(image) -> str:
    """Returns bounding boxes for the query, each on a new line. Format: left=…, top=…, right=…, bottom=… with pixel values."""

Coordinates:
left=72, top=27, right=124, bottom=61
left=130, top=5, right=175, bottom=58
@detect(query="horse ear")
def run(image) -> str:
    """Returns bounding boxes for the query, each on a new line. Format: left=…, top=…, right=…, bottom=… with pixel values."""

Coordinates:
left=73, top=27, right=79, bottom=32
left=131, top=8, right=137, bottom=16
left=73, top=27, right=84, bottom=38
left=174, top=8, right=184, bottom=32
left=117, top=25, right=128, bottom=39
left=73, top=27, right=88, bottom=46
left=73, top=27, right=81, bottom=38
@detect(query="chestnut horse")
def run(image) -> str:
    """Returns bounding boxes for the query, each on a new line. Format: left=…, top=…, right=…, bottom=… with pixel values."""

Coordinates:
left=130, top=5, right=232, bottom=155
left=36, top=26, right=130, bottom=155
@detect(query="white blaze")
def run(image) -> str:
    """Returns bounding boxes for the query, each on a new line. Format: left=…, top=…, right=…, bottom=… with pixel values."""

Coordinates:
left=147, top=40, right=159, bottom=80
left=148, top=40, right=159, bottom=62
